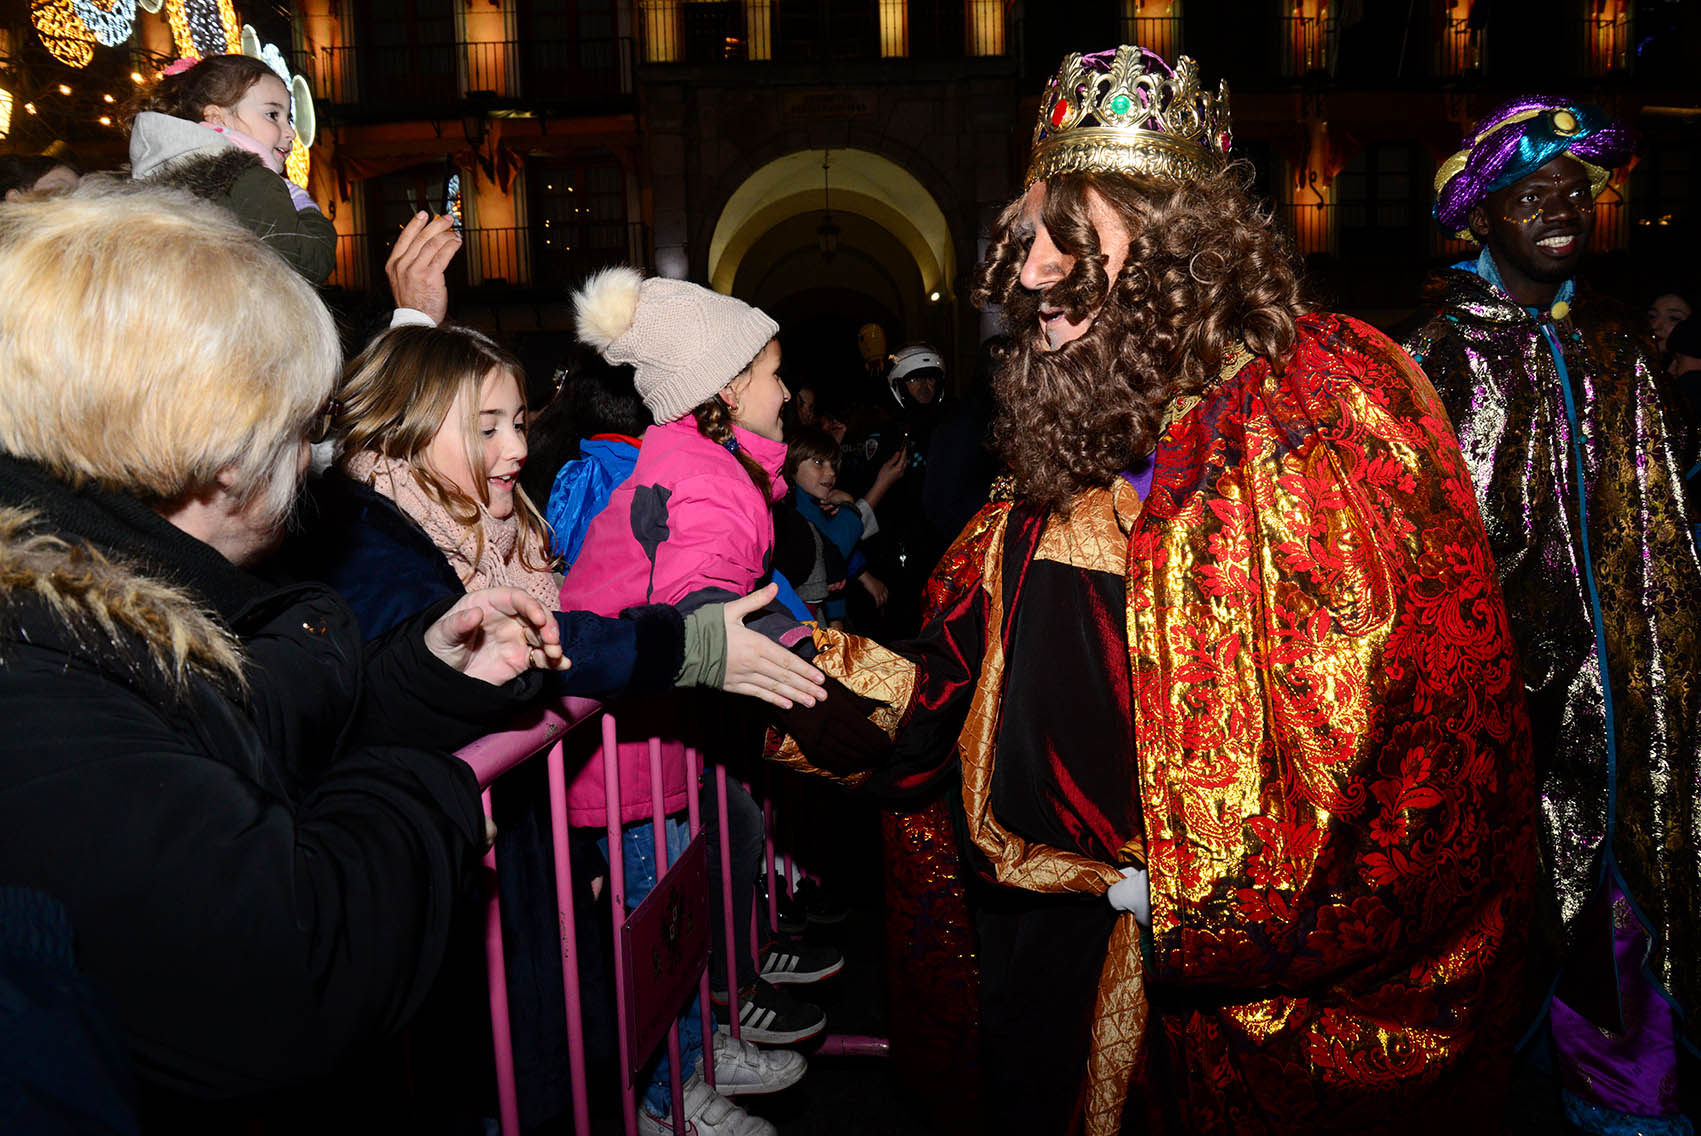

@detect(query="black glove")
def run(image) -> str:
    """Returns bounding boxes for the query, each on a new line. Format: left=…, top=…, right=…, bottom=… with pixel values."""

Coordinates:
left=770, top=675, right=892, bottom=777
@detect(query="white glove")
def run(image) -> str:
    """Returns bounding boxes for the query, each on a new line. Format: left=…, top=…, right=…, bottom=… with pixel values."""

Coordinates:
left=1106, top=865, right=1150, bottom=928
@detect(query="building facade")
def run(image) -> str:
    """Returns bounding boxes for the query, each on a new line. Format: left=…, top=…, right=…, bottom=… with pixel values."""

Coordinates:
left=2, top=0, right=1695, bottom=388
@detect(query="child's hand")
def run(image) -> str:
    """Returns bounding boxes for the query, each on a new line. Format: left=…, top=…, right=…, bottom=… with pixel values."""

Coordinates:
left=875, top=446, right=908, bottom=489
left=857, top=572, right=889, bottom=609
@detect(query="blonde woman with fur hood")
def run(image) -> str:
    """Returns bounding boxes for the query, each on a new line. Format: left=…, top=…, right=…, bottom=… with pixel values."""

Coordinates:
left=0, top=180, right=564, bottom=1127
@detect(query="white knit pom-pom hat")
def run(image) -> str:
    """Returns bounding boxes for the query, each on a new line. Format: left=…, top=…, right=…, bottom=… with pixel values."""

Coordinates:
left=573, top=266, right=780, bottom=424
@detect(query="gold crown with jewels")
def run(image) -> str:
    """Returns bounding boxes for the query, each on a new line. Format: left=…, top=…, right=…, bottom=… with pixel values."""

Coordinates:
left=1026, top=46, right=1232, bottom=188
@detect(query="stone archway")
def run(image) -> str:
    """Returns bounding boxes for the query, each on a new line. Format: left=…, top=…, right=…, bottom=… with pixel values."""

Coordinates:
left=707, top=148, right=957, bottom=399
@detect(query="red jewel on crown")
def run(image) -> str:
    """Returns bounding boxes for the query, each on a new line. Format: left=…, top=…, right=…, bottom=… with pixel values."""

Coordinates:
left=1050, top=98, right=1069, bottom=129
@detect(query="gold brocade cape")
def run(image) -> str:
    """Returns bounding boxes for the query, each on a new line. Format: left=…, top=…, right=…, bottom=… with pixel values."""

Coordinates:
left=1402, top=271, right=1701, bottom=1039
left=775, top=312, right=1537, bottom=1133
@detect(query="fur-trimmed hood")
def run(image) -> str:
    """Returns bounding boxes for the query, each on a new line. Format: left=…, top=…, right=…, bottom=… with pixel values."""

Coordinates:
left=129, top=110, right=265, bottom=198
left=0, top=506, right=244, bottom=695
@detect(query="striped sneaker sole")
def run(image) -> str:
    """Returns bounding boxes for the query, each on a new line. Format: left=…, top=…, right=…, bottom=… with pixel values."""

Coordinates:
left=759, top=949, right=845, bottom=986
left=731, top=997, right=825, bottom=1045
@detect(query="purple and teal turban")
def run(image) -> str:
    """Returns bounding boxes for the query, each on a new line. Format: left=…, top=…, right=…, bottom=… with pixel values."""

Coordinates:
left=1433, top=96, right=1635, bottom=238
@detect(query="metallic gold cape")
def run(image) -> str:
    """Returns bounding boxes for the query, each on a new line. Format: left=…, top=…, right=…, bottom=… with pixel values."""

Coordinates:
left=1402, top=271, right=1701, bottom=1041
left=774, top=312, right=1537, bottom=1133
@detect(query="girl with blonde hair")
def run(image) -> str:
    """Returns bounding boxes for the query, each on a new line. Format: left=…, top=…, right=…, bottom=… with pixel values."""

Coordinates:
left=292, top=321, right=825, bottom=706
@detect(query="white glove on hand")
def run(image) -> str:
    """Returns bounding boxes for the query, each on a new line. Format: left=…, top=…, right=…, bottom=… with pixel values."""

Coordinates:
left=1106, top=865, right=1150, bottom=928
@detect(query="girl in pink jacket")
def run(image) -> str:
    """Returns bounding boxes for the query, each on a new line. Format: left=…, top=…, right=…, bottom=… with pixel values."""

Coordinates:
left=561, top=269, right=836, bottom=1134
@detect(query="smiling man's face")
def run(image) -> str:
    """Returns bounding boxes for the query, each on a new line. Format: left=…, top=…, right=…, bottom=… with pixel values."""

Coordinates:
left=1015, top=180, right=1132, bottom=350
left=1470, top=154, right=1594, bottom=307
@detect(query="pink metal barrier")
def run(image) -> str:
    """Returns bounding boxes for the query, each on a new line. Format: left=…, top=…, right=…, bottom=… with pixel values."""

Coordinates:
left=456, top=697, right=888, bottom=1136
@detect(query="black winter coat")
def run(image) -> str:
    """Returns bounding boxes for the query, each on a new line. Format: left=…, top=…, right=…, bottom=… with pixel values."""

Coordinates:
left=0, top=455, right=534, bottom=1118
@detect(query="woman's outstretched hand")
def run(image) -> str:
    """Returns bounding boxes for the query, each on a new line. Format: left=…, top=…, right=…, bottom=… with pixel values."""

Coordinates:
left=721, top=584, right=827, bottom=709
left=425, top=588, right=571, bottom=685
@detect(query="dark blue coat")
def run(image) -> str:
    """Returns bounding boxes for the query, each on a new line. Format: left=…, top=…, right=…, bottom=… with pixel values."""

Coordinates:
left=284, top=472, right=684, bottom=701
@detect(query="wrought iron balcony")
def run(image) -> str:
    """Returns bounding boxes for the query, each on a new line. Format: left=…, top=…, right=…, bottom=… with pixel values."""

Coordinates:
left=312, top=38, right=636, bottom=112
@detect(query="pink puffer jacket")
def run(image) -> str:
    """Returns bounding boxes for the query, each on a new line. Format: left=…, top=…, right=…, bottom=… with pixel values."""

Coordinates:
left=560, top=417, right=802, bottom=825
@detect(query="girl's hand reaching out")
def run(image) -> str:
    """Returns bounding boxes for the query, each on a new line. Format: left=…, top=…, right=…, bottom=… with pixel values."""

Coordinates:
left=721, top=584, right=827, bottom=709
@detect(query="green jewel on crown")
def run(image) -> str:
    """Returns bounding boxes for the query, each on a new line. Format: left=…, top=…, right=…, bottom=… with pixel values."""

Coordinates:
left=1026, top=45, right=1233, bottom=189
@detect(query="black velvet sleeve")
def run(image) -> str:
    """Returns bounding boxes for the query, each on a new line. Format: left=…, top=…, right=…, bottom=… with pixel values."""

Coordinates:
left=0, top=649, right=486, bottom=1102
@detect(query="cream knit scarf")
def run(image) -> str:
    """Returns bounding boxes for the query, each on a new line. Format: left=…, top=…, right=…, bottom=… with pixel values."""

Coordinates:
left=342, top=451, right=559, bottom=611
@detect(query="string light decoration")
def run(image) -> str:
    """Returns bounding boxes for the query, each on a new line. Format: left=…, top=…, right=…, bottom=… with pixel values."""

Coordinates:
left=285, top=137, right=310, bottom=187
left=166, top=0, right=237, bottom=58
left=31, top=0, right=98, bottom=68
left=70, top=0, right=137, bottom=47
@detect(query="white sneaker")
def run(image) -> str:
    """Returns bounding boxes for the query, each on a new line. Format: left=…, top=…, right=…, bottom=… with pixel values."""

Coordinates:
left=637, top=1072, right=777, bottom=1136
left=697, top=1026, right=806, bottom=1096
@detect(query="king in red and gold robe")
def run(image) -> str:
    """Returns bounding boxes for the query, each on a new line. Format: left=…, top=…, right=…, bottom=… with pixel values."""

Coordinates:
left=774, top=312, right=1538, bottom=1135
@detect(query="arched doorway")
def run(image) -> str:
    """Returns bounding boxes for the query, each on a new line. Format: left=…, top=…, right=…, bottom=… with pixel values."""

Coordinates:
left=708, top=148, right=955, bottom=405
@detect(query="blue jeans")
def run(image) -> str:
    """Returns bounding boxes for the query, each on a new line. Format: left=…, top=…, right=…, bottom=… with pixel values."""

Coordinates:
left=600, top=817, right=705, bottom=1117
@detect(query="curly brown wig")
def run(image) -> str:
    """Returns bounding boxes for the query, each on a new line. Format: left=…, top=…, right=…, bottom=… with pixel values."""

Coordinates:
left=971, top=166, right=1308, bottom=514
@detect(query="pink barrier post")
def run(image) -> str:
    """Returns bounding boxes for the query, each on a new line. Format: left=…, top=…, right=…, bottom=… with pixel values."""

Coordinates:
left=685, top=748, right=715, bottom=1090
left=815, top=1035, right=893, bottom=1058
left=481, top=787, right=521, bottom=1136
left=545, top=736, right=592, bottom=1136
left=781, top=773, right=797, bottom=901
left=648, top=737, right=686, bottom=1135
left=603, top=725, right=639, bottom=1136
left=762, top=788, right=779, bottom=942
left=715, top=767, right=740, bottom=1042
